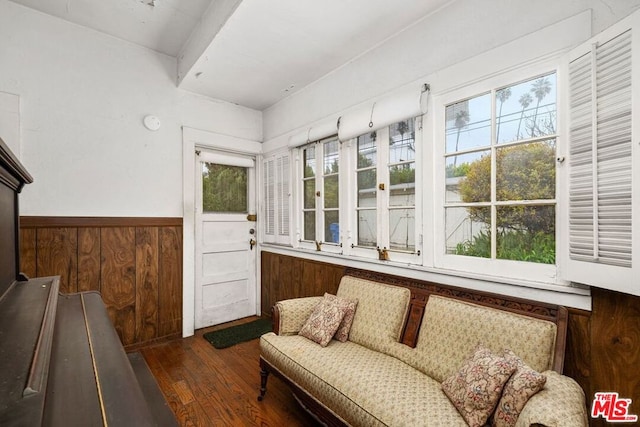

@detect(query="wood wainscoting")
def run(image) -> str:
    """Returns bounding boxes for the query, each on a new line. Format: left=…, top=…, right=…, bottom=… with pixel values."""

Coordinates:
left=260, top=250, right=640, bottom=426
left=19, top=216, right=183, bottom=350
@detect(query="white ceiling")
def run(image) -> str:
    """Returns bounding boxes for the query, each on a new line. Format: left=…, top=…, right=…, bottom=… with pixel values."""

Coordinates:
left=9, top=0, right=452, bottom=110
left=9, top=0, right=213, bottom=57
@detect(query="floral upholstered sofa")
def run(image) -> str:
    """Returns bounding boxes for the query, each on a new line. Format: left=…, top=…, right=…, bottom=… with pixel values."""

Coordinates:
left=258, top=274, right=588, bottom=427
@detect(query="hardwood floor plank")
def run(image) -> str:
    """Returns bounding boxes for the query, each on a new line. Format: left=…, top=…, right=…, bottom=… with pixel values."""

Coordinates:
left=139, top=317, right=318, bottom=427
left=143, top=346, right=212, bottom=427
left=173, top=380, right=195, bottom=405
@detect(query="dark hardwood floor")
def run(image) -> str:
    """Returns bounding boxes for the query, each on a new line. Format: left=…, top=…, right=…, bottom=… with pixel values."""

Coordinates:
left=139, top=316, right=318, bottom=427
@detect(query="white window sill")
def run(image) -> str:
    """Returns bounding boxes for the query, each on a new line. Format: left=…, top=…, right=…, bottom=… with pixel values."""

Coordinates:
left=259, top=243, right=591, bottom=311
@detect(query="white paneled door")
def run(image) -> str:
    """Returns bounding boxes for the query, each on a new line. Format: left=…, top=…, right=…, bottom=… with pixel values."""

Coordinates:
left=195, top=150, right=257, bottom=328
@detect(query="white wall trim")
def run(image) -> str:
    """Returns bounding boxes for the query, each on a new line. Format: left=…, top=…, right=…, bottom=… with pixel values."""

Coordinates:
left=182, top=126, right=262, bottom=337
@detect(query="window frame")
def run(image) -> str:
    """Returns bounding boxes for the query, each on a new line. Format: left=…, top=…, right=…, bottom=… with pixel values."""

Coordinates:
left=348, top=118, right=423, bottom=265
left=296, top=135, right=343, bottom=253
left=432, top=61, right=565, bottom=285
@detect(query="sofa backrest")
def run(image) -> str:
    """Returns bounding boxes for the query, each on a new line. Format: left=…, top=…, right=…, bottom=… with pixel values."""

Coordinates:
left=410, top=295, right=558, bottom=383
left=336, top=275, right=410, bottom=354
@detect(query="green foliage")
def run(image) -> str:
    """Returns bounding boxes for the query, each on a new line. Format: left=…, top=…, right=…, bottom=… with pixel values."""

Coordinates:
left=202, top=164, right=247, bottom=213
left=454, top=141, right=556, bottom=263
left=358, top=169, right=376, bottom=190
left=325, top=159, right=339, bottom=174
left=455, top=229, right=555, bottom=264
left=458, top=142, right=555, bottom=234
left=357, top=153, right=415, bottom=188
left=446, top=162, right=470, bottom=178
left=389, top=164, right=415, bottom=185
left=455, top=230, right=492, bottom=258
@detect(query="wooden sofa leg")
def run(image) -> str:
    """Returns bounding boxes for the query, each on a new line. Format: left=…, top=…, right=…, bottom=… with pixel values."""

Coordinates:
left=258, top=367, right=269, bottom=401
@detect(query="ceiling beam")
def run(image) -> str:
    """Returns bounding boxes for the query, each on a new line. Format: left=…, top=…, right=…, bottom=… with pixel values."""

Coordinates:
left=177, top=0, right=243, bottom=87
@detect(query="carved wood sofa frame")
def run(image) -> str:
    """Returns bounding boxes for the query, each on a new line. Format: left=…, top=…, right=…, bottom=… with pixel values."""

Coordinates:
left=258, top=267, right=569, bottom=426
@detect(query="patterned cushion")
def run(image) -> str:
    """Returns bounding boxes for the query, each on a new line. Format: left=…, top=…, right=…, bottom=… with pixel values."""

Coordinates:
left=336, top=276, right=410, bottom=354
left=442, top=346, right=517, bottom=427
left=298, top=295, right=348, bottom=346
left=492, top=350, right=547, bottom=427
left=412, top=296, right=557, bottom=383
left=260, top=333, right=468, bottom=426
left=324, top=293, right=358, bottom=342
left=275, top=296, right=323, bottom=335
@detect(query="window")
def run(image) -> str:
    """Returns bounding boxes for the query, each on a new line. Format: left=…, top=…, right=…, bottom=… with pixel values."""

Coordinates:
left=440, top=73, right=557, bottom=273
left=203, top=163, right=248, bottom=213
left=300, top=136, right=341, bottom=247
left=352, top=118, right=419, bottom=262
left=263, top=151, right=290, bottom=245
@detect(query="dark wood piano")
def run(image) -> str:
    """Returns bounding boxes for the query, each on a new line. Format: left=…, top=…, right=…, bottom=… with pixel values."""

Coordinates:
left=0, top=137, right=177, bottom=427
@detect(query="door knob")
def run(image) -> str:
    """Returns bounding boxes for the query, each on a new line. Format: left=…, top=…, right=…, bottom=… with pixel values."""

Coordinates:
left=249, top=238, right=256, bottom=250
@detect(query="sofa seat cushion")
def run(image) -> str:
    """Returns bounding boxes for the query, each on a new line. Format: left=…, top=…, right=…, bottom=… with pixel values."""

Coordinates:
left=261, top=333, right=467, bottom=427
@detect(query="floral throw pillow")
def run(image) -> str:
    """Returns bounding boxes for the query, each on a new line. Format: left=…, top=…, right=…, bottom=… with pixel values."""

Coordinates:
left=441, top=345, right=517, bottom=427
left=324, top=293, right=358, bottom=342
left=491, top=350, right=547, bottom=427
left=298, top=295, right=348, bottom=347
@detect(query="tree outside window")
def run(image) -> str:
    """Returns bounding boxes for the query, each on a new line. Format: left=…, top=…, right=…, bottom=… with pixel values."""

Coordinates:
left=202, top=163, right=247, bottom=213
left=444, top=74, right=557, bottom=264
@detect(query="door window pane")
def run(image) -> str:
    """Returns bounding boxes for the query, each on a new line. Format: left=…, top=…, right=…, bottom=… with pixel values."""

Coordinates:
left=202, top=163, right=247, bottom=213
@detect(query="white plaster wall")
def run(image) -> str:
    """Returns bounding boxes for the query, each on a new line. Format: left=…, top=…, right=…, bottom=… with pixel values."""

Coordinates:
left=263, top=0, right=640, bottom=144
left=0, top=92, right=20, bottom=159
left=0, top=1, right=262, bottom=217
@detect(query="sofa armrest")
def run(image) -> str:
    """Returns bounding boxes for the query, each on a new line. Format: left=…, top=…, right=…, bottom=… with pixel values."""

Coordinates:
left=273, top=296, right=323, bottom=335
left=515, top=371, right=588, bottom=427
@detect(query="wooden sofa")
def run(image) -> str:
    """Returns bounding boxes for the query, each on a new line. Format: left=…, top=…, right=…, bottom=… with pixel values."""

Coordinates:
left=258, top=269, right=588, bottom=426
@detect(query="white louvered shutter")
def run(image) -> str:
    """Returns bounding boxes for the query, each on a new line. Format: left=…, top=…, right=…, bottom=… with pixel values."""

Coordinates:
left=262, top=151, right=291, bottom=245
left=263, top=158, right=275, bottom=241
left=563, top=12, right=640, bottom=296
left=276, top=154, right=290, bottom=240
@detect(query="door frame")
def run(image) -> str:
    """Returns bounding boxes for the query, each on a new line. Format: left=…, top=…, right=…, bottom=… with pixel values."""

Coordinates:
left=182, top=127, right=262, bottom=337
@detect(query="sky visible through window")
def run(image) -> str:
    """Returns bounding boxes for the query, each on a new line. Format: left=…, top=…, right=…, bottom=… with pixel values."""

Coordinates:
left=445, top=73, right=557, bottom=155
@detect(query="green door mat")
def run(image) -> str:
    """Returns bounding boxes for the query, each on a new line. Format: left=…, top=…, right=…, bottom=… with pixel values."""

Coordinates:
left=203, top=318, right=272, bottom=349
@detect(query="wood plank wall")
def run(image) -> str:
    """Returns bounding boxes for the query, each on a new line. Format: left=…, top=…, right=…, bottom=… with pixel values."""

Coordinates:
left=260, top=252, right=344, bottom=317
left=19, top=217, right=183, bottom=350
left=261, top=250, right=640, bottom=425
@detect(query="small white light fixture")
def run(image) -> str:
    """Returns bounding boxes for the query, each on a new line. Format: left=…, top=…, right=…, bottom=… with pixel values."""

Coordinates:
left=143, top=115, right=161, bottom=131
